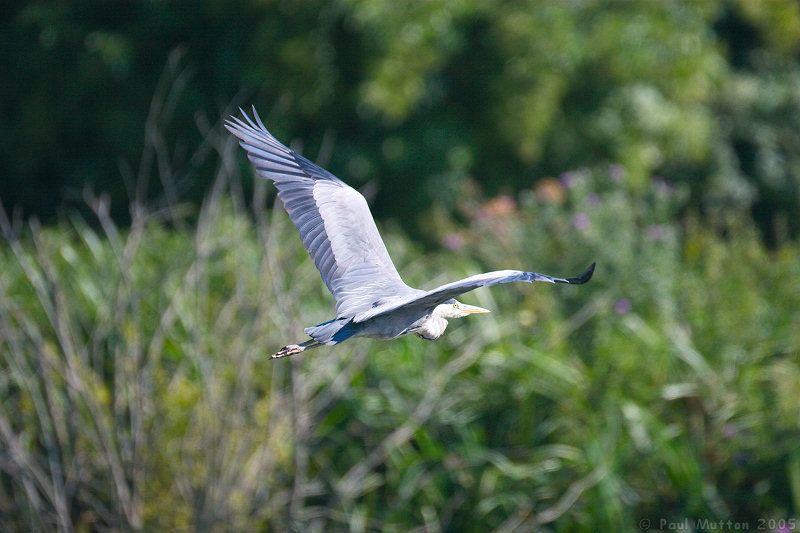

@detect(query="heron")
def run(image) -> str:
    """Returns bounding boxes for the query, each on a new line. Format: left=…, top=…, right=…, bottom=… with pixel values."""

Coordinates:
left=226, top=109, right=595, bottom=359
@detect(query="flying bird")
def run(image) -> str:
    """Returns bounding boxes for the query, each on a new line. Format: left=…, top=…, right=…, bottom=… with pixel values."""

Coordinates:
left=226, top=109, right=595, bottom=358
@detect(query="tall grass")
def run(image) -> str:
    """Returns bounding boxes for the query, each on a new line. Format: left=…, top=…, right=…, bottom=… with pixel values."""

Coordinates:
left=1, top=155, right=800, bottom=529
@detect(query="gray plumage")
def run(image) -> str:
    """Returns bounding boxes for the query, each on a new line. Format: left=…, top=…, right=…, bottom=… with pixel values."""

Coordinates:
left=226, top=108, right=595, bottom=358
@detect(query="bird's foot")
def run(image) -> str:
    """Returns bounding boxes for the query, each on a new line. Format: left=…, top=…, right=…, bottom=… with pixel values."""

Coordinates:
left=271, top=344, right=304, bottom=359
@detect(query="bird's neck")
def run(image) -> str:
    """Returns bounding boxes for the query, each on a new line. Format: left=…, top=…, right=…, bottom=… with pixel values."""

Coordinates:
left=417, top=313, right=448, bottom=340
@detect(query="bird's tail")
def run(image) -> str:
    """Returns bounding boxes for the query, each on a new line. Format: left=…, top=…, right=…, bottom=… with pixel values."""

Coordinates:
left=304, top=317, right=356, bottom=344
left=272, top=318, right=356, bottom=359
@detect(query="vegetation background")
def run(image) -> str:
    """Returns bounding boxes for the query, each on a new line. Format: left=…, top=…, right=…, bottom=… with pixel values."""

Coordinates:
left=1, top=0, right=799, bottom=531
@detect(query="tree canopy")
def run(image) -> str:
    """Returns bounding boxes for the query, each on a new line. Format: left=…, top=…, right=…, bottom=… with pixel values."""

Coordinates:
left=2, top=0, right=799, bottom=240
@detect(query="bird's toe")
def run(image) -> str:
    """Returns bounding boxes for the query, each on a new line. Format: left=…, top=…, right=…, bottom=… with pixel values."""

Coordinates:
left=272, top=344, right=302, bottom=359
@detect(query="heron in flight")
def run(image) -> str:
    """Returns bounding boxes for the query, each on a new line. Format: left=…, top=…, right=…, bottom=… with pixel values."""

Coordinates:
left=226, top=109, right=595, bottom=358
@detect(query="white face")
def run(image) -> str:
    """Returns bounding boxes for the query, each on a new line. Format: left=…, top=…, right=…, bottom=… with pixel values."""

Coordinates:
left=437, top=300, right=491, bottom=319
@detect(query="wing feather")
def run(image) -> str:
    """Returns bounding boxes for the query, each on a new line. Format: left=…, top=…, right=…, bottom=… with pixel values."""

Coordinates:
left=226, top=109, right=419, bottom=317
left=353, top=263, right=595, bottom=323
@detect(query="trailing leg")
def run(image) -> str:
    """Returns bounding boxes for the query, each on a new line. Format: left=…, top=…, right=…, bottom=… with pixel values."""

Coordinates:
left=272, top=317, right=358, bottom=359
left=271, top=339, right=322, bottom=359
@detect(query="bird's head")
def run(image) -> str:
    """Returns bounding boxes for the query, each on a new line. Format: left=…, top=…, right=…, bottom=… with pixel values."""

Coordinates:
left=436, top=299, right=491, bottom=319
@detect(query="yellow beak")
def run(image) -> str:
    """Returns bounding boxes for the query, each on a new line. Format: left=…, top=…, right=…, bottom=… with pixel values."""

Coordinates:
left=461, top=304, right=491, bottom=315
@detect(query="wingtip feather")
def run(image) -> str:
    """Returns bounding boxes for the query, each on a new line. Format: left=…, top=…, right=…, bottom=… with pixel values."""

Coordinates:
left=567, top=262, right=595, bottom=284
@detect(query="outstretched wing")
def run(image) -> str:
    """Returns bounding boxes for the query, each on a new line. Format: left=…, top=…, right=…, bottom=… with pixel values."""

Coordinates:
left=353, top=263, right=595, bottom=323
left=226, top=109, right=419, bottom=317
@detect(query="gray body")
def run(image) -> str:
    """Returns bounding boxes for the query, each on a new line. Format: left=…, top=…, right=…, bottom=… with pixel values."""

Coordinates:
left=318, top=306, right=445, bottom=341
left=361, top=307, right=442, bottom=340
left=226, top=109, right=595, bottom=358
left=302, top=304, right=445, bottom=346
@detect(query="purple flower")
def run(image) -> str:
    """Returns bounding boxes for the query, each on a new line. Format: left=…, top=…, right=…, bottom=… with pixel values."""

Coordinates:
left=572, top=212, right=590, bottom=231
left=646, top=224, right=666, bottom=241
left=560, top=169, right=590, bottom=189
left=559, top=171, right=577, bottom=189
left=614, top=298, right=631, bottom=315
left=609, top=164, right=625, bottom=183
left=558, top=168, right=592, bottom=189
left=442, top=233, right=465, bottom=251
left=652, top=177, right=674, bottom=195
left=587, top=193, right=601, bottom=207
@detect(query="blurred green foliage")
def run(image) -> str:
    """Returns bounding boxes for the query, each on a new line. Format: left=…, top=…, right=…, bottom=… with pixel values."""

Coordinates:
left=2, top=1, right=800, bottom=530
left=1, top=173, right=799, bottom=530
left=2, top=0, right=800, bottom=240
